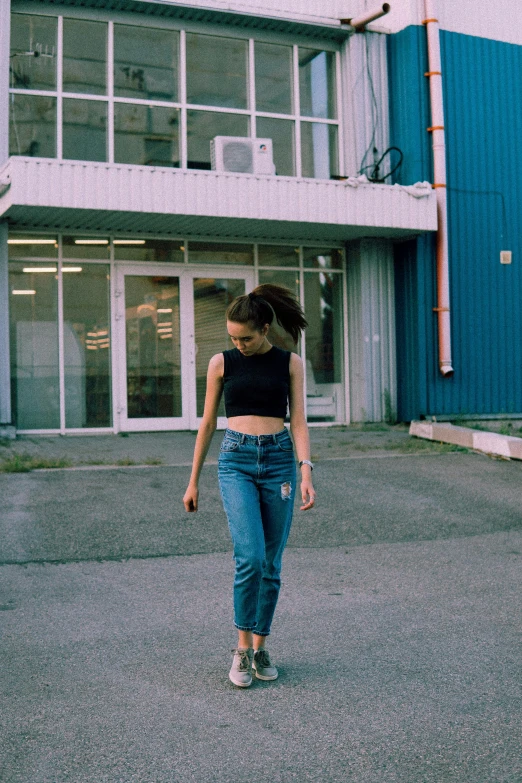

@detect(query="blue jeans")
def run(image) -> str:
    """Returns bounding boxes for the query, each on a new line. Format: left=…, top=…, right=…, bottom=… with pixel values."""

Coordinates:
left=218, top=428, right=297, bottom=636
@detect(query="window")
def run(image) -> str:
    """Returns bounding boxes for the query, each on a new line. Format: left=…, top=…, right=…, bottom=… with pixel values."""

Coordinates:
left=9, top=12, right=340, bottom=178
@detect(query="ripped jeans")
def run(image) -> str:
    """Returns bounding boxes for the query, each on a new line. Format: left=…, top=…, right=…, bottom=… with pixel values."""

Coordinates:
left=218, top=428, right=297, bottom=636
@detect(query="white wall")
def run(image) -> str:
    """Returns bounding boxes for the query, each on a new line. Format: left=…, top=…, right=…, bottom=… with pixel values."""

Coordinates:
left=386, top=0, right=522, bottom=45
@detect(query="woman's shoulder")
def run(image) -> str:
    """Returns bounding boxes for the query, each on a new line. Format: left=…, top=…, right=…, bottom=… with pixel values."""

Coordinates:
left=208, top=352, right=225, bottom=376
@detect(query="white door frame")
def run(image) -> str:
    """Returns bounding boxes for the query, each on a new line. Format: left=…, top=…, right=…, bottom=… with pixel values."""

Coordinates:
left=113, top=264, right=254, bottom=432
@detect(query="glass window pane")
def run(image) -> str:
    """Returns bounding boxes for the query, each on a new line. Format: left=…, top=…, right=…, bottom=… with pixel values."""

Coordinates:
left=187, top=111, right=248, bottom=170
left=258, top=269, right=300, bottom=352
left=258, top=245, right=299, bottom=267
left=114, top=25, right=179, bottom=101
left=125, top=276, right=182, bottom=418
left=63, top=264, right=111, bottom=428
left=299, top=48, right=336, bottom=119
left=10, top=13, right=57, bottom=91
left=194, top=278, right=246, bottom=417
left=9, top=262, right=59, bottom=429
left=114, top=239, right=184, bottom=262
left=304, top=271, right=344, bottom=421
left=188, top=242, right=253, bottom=265
left=301, top=123, right=338, bottom=179
left=9, top=94, right=56, bottom=157
left=303, top=247, right=343, bottom=269
left=256, top=117, right=295, bottom=176
left=8, top=235, right=58, bottom=260
left=186, top=34, right=247, bottom=109
left=114, top=104, right=180, bottom=167
left=62, top=237, right=110, bottom=259
left=63, top=18, right=106, bottom=95
left=255, top=42, right=292, bottom=115
left=63, top=99, right=107, bottom=162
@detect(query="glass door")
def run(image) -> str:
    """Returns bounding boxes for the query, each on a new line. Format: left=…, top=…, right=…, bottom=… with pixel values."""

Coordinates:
left=114, top=265, right=253, bottom=431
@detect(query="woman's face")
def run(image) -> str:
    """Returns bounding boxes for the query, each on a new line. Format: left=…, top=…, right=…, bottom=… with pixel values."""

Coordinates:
left=227, top=320, right=269, bottom=356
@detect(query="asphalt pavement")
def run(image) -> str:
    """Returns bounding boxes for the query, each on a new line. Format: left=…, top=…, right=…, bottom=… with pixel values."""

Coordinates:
left=1, top=429, right=521, bottom=782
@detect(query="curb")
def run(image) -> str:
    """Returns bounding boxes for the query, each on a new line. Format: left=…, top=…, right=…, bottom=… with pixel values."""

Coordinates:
left=409, top=421, right=522, bottom=460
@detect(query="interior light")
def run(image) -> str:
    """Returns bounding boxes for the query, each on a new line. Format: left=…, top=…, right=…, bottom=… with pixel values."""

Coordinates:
left=113, top=240, right=146, bottom=245
left=74, top=239, right=109, bottom=245
left=23, top=267, right=57, bottom=273
left=157, top=327, right=173, bottom=333
left=97, top=330, right=108, bottom=336
left=160, top=334, right=173, bottom=339
left=157, top=308, right=173, bottom=313
left=12, top=289, right=36, bottom=295
left=86, top=345, right=98, bottom=350
left=62, top=266, right=83, bottom=273
left=8, top=238, right=57, bottom=245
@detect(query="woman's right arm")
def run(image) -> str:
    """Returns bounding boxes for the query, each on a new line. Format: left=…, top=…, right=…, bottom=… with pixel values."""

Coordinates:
left=183, top=353, right=224, bottom=512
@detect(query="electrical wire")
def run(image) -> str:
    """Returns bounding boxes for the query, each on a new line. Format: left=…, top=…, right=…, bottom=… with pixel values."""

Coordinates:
left=359, top=146, right=404, bottom=183
left=358, top=34, right=378, bottom=177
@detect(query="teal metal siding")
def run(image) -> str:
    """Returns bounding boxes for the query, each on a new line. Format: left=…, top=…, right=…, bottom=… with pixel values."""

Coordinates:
left=389, top=26, right=522, bottom=419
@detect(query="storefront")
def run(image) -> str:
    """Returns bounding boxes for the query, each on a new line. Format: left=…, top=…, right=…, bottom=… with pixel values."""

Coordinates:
left=8, top=234, right=347, bottom=432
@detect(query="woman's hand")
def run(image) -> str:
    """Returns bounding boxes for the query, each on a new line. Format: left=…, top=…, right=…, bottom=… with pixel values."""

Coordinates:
left=183, top=484, right=199, bottom=512
left=300, top=477, right=316, bottom=511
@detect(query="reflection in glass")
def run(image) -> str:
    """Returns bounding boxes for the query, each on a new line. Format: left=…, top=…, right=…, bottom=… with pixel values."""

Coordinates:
left=303, top=247, right=343, bottom=270
left=187, top=110, right=248, bottom=170
left=9, top=94, right=56, bottom=157
left=9, top=262, right=59, bottom=429
left=63, top=18, right=107, bottom=95
left=186, top=34, right=247, bottom=109
left=258, top=268, right=299, bottom=297
left=125, top=276, right=181, bottom=418
left=63, top=265, right=111, bottom=427
left=304, top=272, right=343, bottom=421
left=114, top=239, right=184, bottom=262
left=299, top=49, right=336, bottom=119
left=301, top=123, right=338, bottom=179
left=255, top=42, right=292, bottom=115
left=114, top=104, right=180, bottom=167
left=194, top=278, right=245, bottom=416
left=10, top=13, right=57, bottom=91
left=114, top=25, right=179, bottom=101
left=63, top=237, right=110, bottom=259
left=8, top=235, right=58, bottom=260
left=188, top=242, right=253, bottom=266
left=258, top=245, right=299, bottom=268
left=63, top=99, right=107, bottom=161
left=256, top=117, right=295, bottom=176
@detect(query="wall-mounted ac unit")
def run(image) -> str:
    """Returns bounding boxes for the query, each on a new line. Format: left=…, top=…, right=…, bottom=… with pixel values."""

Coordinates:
left=211, top=137, right=275, bottom=175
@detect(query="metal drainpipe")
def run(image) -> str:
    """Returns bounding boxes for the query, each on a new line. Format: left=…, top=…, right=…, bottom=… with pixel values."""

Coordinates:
left=423, top=0, right=454, bottom=376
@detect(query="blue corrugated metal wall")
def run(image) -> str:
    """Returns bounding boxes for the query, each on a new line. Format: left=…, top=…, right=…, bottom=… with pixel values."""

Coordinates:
left=389, top=26, right=522, bottom=420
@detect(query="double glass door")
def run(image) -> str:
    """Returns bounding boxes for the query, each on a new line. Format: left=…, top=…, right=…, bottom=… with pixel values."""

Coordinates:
left=114, top=265, right=254, bottom=430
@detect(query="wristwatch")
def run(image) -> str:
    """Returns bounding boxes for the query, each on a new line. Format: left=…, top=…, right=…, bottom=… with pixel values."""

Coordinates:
left=299, top=459, right=314, bottom=470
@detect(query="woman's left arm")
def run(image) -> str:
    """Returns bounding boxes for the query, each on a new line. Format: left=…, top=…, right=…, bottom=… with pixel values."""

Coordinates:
left=288, top=353, right=315, bottom=511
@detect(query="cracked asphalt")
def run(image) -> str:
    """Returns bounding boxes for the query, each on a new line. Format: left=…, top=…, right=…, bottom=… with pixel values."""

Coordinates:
left=0, top=430, right=521, bottom=782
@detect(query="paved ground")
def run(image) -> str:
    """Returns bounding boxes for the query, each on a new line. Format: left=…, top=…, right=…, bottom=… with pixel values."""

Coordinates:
left=1, top=430, right=521, bottom=782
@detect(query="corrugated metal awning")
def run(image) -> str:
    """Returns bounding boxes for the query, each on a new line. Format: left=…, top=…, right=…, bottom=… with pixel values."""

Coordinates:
left=0, top=157, right=438, bottom=242
left=23, top=0, right=351, bottom=42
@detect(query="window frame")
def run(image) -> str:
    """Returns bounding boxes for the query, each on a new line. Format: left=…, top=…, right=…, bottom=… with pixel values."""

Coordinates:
left=8, top=9, right=344, bottom=179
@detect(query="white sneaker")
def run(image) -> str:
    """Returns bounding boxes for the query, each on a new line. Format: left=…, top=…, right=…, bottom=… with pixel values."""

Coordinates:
left=229, top=648, right=254, bottom=687
left=252, top=648, right=278, bottom=681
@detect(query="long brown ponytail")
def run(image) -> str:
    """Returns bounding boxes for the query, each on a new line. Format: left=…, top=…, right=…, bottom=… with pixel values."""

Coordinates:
left=226, top=283, right=307, bottom=344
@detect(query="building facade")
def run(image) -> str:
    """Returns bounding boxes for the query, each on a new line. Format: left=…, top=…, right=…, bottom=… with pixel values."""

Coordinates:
left=0, top=0, right=519, bottom=435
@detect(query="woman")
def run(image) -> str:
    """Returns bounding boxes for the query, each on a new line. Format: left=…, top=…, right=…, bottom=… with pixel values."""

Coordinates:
left=183, top=284, right=315, bottom=688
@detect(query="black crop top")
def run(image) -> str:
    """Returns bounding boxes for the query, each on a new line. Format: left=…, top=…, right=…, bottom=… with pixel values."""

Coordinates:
left=223, top=346, right=291, bottom=418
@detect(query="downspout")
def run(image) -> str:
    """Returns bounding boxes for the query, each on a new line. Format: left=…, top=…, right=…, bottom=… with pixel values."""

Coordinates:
left=423, top=0, right=454, bottom=376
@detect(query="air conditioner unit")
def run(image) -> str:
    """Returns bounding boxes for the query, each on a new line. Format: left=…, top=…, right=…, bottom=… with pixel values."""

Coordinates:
left=211, top=137, right=276, bottom=175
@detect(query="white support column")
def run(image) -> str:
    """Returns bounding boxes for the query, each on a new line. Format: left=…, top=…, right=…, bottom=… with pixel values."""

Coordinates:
left=0, top=221, right=12, bottom=428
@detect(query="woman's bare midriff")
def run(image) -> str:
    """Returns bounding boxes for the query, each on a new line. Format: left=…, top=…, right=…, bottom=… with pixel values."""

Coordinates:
left=227, top=415, right=285, bottom=436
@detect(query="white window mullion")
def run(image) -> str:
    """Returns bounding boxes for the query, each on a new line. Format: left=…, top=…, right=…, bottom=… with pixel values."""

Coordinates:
left=249, top=38, right=256, bottom=138
left=57, top=240, right=66, bottom=432
left=57, top=16, right=63, bottom=159
left=107, top=21, right=114, bottom=163
left=293, top=45, right=302, bottom=178
left=180, top=29, right=187, bottom=169
left=335, top=49, right=344, bottom=177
